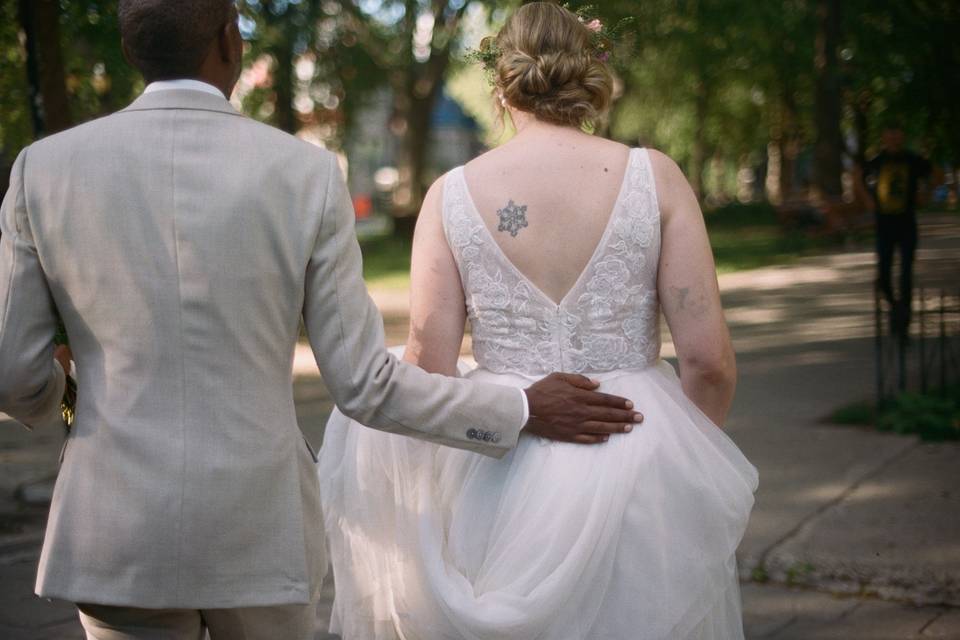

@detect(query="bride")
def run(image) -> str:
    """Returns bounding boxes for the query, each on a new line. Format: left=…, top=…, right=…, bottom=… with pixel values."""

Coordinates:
left=319, top=3, right=759, bottom=638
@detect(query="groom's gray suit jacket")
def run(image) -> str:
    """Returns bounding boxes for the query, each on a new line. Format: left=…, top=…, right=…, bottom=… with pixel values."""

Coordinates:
left=0, top=89, right=525, bottom=609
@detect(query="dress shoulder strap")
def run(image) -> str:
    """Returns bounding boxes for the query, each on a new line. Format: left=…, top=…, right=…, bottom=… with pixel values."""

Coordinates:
left=439, top=166, right=472, bottom=270
left=635, top=148, right=661, bottom=225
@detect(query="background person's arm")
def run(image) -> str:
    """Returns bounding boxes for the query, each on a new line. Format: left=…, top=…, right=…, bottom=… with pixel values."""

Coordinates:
left=651, top=149, right=737, bottom=427
left=853, top=163, right=877, bottom=212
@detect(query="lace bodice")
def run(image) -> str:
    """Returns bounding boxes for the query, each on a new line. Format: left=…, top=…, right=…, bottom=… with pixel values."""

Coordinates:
left=442, top=148, right=662, bottom=376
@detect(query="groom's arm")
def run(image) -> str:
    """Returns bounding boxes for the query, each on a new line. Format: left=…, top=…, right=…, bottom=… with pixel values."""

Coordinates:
left=302, top=153, right=526, bottom=457
left=0, top=148, right=67, bottom=431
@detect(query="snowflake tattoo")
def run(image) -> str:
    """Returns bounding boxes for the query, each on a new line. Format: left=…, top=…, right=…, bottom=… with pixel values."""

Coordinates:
left=496, top=200, right=529, bottom=237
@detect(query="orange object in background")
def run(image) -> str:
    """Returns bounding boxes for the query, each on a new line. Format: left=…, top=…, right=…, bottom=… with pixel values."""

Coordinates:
left=353, top=194, right=373, bottom=220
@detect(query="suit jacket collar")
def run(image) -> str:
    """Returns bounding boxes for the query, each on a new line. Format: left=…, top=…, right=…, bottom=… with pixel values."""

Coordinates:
left=121, top=89, right=243, bottom=118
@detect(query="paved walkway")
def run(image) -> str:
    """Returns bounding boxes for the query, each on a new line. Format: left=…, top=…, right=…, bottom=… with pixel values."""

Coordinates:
left=1, top=214, right=958, bottom=638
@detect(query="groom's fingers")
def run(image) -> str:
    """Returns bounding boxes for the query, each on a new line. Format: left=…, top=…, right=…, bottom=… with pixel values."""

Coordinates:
left=578, top=417, right=634, bottom=435
left=556, top=373, right=600, bottom=389
left=580, top=421, right=633, bottom=435
left=555, top=374, right=635, bottom=411
left=572, top=434, right=610, bottom=444
left=580, top=405, right=643, bottom=426
left=576, top=389, right=637, bottom=410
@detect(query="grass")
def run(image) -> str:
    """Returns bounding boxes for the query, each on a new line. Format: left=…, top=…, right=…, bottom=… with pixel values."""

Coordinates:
left=704, top=202, right=848, bottom=274
left=361, top=235, right=413, bottom=290
left=359, top=201, right=850, bottom=289
left=830, top=386, right=960, bottom=441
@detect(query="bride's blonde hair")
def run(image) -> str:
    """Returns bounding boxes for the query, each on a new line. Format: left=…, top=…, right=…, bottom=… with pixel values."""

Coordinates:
left=486, top=2, right=613, bottom=128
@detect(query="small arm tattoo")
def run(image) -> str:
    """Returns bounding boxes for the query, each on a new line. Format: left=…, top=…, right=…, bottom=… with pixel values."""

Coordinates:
left=668, top=284, right=710, bottom=319
left=497, top=199, right=529, bottom=237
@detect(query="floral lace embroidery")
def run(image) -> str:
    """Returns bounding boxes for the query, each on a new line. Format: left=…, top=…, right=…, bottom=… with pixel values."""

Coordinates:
left=442, top=148, right=661, bottom=375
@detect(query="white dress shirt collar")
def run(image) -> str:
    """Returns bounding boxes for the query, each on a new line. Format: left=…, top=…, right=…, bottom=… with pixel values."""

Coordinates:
left=143, top=79, right=226, bottom=99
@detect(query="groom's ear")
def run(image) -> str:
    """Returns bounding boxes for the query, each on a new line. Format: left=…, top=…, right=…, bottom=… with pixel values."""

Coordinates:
left=218, top=7, right=242, bottom=67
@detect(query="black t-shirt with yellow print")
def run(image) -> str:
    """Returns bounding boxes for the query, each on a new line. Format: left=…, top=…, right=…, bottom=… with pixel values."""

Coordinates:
left=863, top=151, right=932, bottom=221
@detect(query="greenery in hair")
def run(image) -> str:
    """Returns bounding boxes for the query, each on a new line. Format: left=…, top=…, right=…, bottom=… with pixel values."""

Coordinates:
left=465, top=37, right=502, bottom=83
left=465, top=3, right=634, bottom=79
left=567, top=4, right=636, bottom=63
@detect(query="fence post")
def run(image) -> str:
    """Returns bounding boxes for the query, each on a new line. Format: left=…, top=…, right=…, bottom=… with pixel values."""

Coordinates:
left=941, top=289, right=947, bottom=394
left=875, top=285, right=884, bottom=408
left=897, top=297, right=907, bottom=392
left=919, top=287, right=927, bottom=393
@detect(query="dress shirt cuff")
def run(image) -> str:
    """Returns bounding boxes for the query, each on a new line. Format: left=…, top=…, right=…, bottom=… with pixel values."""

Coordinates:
left=518, top=388, right=529, bottom=428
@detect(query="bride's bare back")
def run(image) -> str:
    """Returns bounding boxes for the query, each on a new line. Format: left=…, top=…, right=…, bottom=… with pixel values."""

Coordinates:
left=405, top=115, right=736, bottom=426
left=463, top=126, right=631, bottom=305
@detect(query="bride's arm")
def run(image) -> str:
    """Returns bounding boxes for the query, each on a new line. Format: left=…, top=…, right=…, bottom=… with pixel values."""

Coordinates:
left=402, top=177, right=467, bottom=376
left=651, top=150, right=737, bottom=427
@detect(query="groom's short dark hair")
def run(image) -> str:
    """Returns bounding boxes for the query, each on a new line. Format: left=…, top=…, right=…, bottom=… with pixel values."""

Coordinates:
left=119, top=0, right=233, bottom=81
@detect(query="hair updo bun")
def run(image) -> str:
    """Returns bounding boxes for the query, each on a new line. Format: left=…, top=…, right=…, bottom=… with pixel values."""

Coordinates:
left=492, top=2, right=613, bottom=128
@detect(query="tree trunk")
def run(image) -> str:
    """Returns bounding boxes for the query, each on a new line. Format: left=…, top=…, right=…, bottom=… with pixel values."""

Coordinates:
left=392, top=54, right=448, bottom=236
left=263, top=0, right=299, bottom=134
left=813, top=0, right=843, bottom=199
left=778, top=94, right=800, bottom=202
left=392, top=84, right=441, bottom=237
left=272, top=41, right=296, bottom=134
left=18, top=0, right=72, bottom=135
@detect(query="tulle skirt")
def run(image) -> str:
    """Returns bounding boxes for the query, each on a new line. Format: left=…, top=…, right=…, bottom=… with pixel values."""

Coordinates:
left=318, top=358, right=759, bottom=639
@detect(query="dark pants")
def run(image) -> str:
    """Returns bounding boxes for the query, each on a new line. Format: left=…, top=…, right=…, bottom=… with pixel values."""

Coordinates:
left=876, top=215, right=917, bottom=330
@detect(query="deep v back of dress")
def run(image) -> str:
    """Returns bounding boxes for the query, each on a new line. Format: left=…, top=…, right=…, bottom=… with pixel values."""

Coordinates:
left=442, top=148, right=662, bottom=375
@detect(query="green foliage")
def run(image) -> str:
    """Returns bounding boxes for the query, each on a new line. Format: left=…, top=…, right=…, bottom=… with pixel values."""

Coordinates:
left=0, top=1, right=141, bottom=163
left=360, top=234, right=413, bottom=288
left=830, top=401, right=876, bottom=426
left=831, top=387, right=960, bottom=441
left=705, top=202, right=781, bottom=229
left=750, top=565, right=770, bottom=583
left=604, top=0, right=780, bottom=172
left=842, top=0, right=960, bottom=163
left=704, top=202, right=842, bottom=273
left=785, top=562, right=816, bottom=586
left=59, top=1, right=141, bottom=117
left=2, top=0, right=957, bottom=213
left=0, top=2, right=34, bottom=158
left=876, top=390, right=960, bottom=441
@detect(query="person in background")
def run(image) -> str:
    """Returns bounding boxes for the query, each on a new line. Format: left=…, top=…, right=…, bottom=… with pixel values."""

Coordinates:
left=856, top=122, right=933, bottom=336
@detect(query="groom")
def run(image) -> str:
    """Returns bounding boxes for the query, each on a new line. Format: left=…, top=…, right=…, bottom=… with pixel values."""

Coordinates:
left=0, top=1, right=640, bottom=638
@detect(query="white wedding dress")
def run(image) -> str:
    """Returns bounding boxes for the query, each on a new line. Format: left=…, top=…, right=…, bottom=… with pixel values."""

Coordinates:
left=318, top=148, right=759, bottom=639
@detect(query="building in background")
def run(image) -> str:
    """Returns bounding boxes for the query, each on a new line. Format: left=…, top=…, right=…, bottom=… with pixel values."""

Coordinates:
left=346, top=87, right=484, bottom=238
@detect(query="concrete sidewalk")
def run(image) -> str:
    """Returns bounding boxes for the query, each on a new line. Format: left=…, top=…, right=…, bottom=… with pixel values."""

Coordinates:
left=1, top=213, right=958, bottom=638
left=718, top=233, right=960, bottom=635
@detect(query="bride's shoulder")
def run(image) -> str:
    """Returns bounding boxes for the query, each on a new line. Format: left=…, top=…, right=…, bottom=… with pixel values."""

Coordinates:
left=644, top=148, right=690, bottom=191
left=642, top=148, right=699, bottom=221
left=643, top=147, right=681, bottom=175
left=419, top=169, right=459, bottom=226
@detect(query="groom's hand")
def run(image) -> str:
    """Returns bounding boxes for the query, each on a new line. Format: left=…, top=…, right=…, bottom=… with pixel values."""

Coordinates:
left=523, top=374, right=642, bottom=444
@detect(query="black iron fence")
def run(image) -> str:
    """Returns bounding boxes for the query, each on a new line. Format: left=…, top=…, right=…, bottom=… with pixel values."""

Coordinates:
left=875, top=287, right=960, bottom=405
